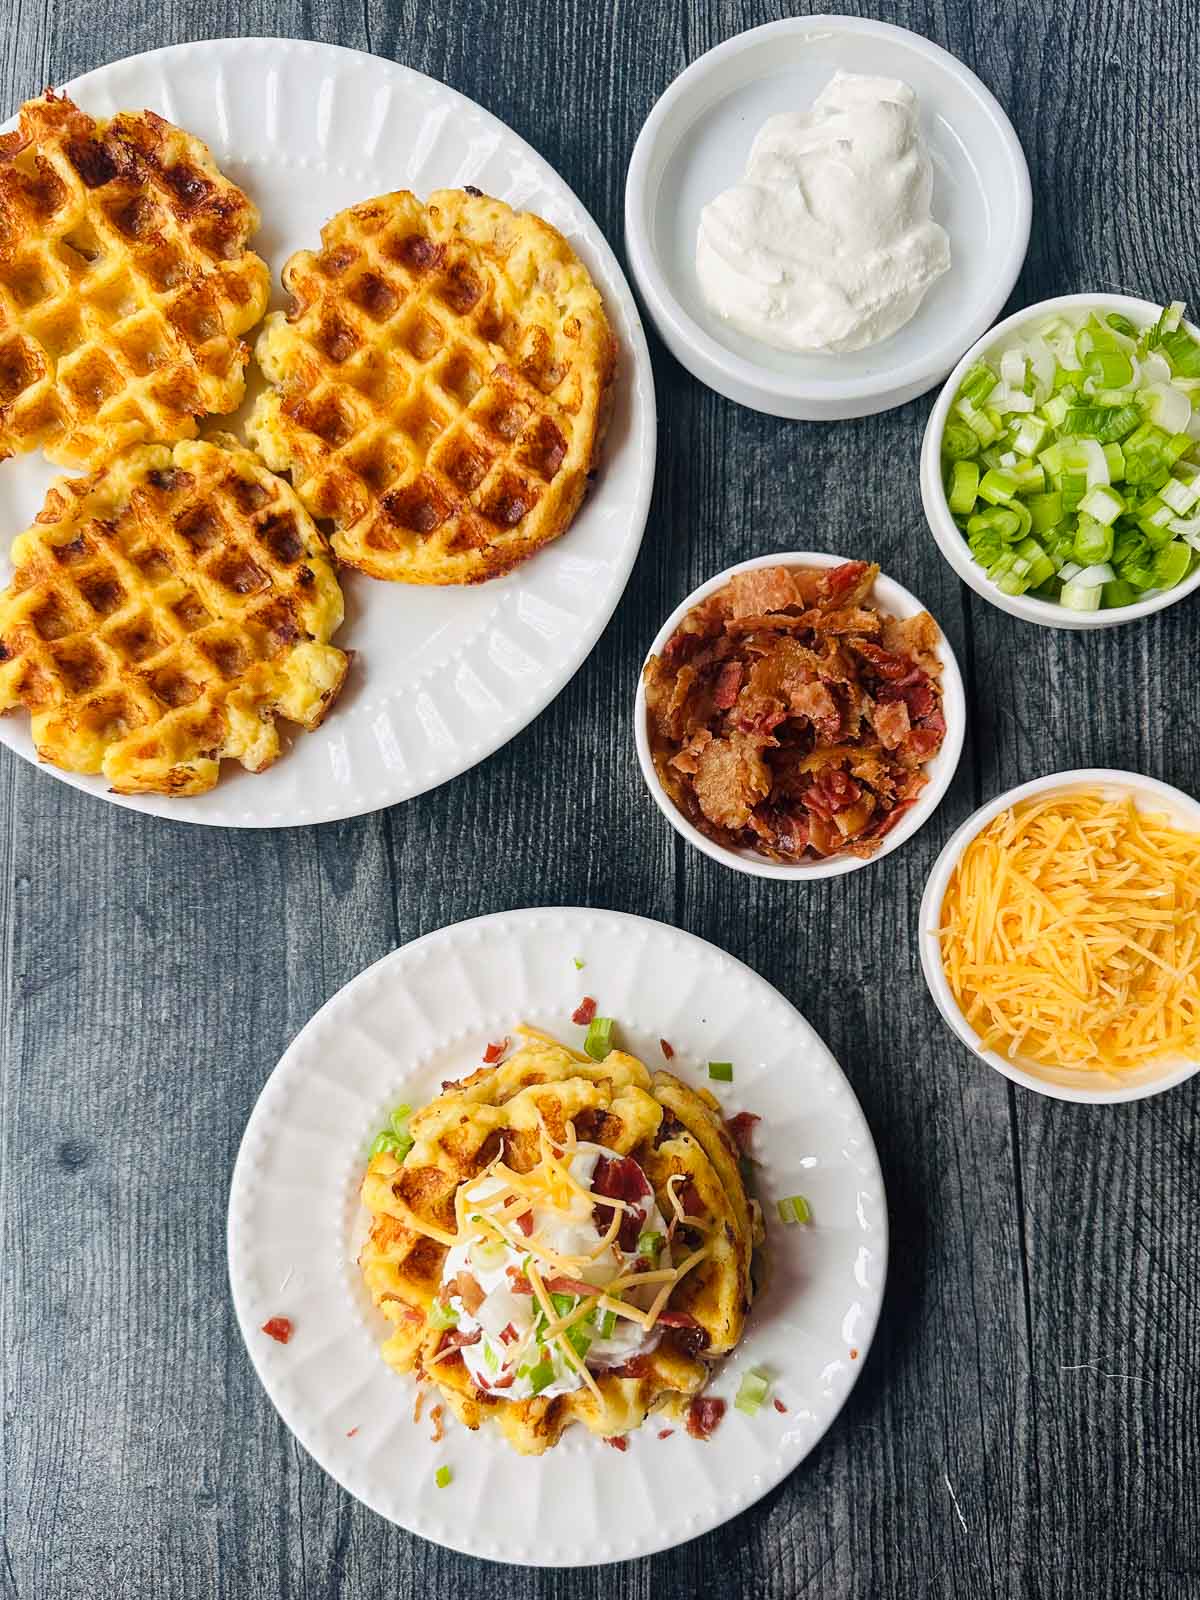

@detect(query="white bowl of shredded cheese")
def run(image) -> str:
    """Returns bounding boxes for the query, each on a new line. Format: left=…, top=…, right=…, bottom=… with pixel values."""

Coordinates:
left=920, top=768, right=1200, bottom=1102
left=624, top=15, right=1031, bottom=419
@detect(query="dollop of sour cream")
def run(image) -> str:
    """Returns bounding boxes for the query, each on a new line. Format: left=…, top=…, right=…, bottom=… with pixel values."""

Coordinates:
left=696, top=71, right=951, bottom=354
left=440, top=1145, right=668, bottom=1403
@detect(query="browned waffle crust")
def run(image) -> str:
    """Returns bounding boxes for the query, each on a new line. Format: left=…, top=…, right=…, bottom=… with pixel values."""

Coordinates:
left=249, top=188, right=617, bottom=585
left=0, top=91, right=270, bottom=467
left=0, top=438, right=349, bottom=795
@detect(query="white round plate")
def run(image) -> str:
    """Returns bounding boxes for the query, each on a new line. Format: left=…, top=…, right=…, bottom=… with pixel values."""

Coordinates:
left=0, top=39, right=656, bottom=826
left=228, top=907, right=887, bottom=1565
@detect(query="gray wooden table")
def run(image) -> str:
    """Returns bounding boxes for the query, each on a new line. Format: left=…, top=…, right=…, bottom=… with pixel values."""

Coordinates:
left=3, top=2, right=1198, bottom=1596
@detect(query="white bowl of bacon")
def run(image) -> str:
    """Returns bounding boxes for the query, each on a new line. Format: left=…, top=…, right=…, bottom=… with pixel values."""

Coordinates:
left=634, top=553, right=966, bottom=878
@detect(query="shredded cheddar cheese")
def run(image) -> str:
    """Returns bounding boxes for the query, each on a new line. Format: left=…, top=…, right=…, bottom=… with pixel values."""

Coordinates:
left=939, top=792, right=1200, bottom=1074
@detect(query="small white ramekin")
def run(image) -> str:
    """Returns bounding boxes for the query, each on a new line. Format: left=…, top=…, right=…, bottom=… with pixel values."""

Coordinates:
left=919, top=768, right=1200, bottom=1103
left=624, top=15, right=1031, bottom=421
left=921, top=292, right=1200, bottom=630
left=634, top=553, right=966, bottom=880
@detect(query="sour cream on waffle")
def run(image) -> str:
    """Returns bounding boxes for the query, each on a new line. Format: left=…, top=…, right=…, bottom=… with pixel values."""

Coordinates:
left=439, top=1144, right=670, bottom=1402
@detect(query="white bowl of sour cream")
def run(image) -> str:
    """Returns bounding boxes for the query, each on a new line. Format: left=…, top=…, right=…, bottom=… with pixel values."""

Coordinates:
left=625, top=15, right=1031, bottom=420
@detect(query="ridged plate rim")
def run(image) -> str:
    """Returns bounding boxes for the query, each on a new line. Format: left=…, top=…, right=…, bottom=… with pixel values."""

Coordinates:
left=226, top=907, right=888, bottom=1565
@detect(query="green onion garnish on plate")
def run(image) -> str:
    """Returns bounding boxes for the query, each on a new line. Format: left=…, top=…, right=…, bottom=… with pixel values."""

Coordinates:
left=707, top=1061, right=733, bottom=1082
left=435, top=1465, right=452, bottom=1489
left=583, top=1016, right=614, bottom=1060
left=777, top=1194, right=811, bottom=1225
left=734, top=1367, right=771, bottom=1415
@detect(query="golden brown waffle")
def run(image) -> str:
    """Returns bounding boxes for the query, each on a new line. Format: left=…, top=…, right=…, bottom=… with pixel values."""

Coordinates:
left=0, top=92, right=270, bottom=468
left=359, top=1031, right=761, bottom=1454
left=0, top=438, right=349, bottom=795
left=248, top=188, right=616, bottom=585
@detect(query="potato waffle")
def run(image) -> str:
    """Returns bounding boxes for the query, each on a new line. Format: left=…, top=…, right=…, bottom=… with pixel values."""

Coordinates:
left=0, top=92, right=270, bottom=467
left=359, top=1031, right=762, bottom=1454
left=0, top=438, right=348, bottom=795
left=248, top=188, right=616, bottom=585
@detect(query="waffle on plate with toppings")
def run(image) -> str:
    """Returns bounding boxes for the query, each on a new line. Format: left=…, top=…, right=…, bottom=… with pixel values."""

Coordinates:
left=0, top=437, right=348, bottom=794
left=0, top=92, right=270, bottom=469
left=248, top=188, right=617, bottom=585
left=359, top=1027, right=763, bottom=1455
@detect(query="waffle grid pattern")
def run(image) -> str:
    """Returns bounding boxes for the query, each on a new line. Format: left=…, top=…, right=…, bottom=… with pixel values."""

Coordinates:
left=249, top=188, right=616, bottom=584
left=0, top=93, right=269, bottom=467
left=0, top=439, right=348, bottom=794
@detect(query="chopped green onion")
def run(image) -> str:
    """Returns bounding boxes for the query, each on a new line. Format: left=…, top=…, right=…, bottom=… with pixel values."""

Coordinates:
left=369, top=1131, right=399, bottom=1158
left=959, top=361, right=998, bottom=406
left=734, top=1367, right=772, bottom=1416
left=776, top=1194, right=811, bottom=1225
left=573, top=956, right=585, bottom=969
left=942, top=419, right=981, bottom=460
left=707, top=1061, right=733, bottom=1082
left=550, top=1292, right=578, bottom=1318
left=637, top=1230, right=664, bottom=1262
left=435, top=1465, right=452, bottom=1488
left=599, top=1309, right=617, bottom=1340
left=427, top=1299, right=459, bottom=1330
left=942, top=303, right=1199, bottom=609
left=1060, top=579, right=1104, bottom=612
left=1155, top=540, right=1192, bottom=588
left=565, top=1322, right=593, bottom=1361
left=389, top=1104, right=412, bottom=1135
left=482, top=1340, right=499, bottom=1372
left=946, top=459, right=979, bottom=514
left=583, top=1016, right=615, bottom=1061
left=526, top=1357, right=556, bottom=1396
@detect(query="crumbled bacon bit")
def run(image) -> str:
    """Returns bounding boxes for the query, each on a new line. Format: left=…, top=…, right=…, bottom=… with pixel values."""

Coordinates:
left=657, top=1428, right=674, bottom=1440
left=346, top=1426, right=359, bottom=1437
left=773, top=1398, right=787, bottom=1415
left=482, top=1037, right=508, bottom=1063
left=726, top=1111, right=760, bottom=1152
left=572, top=996, right=598, bottom=1025
left=602, top=1434, right=629, bottom=1452
left=454, top=1271, right=485, bottom=1316
left=436, top=1327, right=482, bottom=1354
left=506, top=1265, right=533, bottom=1293
left=642, top=562, right=946, bottom=862
left=685, top=1396, right=726, bottom=1441
left=660, top=1038, right=675, bottom=1060
left=592, top=1154, right=652, bottom=1251
left=850, top=1347, right=859, bottom=1360
left=261, top=1316, right=293, bottom=1344
left=514, top=1209, right=534, bottom=1238
left=429, top=1404, right=444, bottom=1444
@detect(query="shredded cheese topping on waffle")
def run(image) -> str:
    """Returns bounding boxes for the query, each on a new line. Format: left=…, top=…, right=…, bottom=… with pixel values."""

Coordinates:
left=939, top=792, right=1200, bottom=1073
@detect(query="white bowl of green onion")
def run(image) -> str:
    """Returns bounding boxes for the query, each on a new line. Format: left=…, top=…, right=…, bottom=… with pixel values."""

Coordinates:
left=920, top=293, right=1200, bottom=628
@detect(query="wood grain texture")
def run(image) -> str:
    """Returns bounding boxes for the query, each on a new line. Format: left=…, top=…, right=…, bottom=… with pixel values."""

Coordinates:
left=2, top=1, right=1199, bottom=1597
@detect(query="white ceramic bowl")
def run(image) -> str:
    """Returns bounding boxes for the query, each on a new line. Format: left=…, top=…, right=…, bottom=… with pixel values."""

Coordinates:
left=624, top=15, right=1031, bottom=421
left=634, top=553, right=966, bottom=879
left=919, top=768, right=1200, bottom=1102
left=921, top=292, right=1200, bottom=629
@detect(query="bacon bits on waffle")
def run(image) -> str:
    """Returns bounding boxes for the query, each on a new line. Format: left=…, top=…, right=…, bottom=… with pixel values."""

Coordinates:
left=248, top=189, right=617, bottom=585
left=0, top=438, right=349, bottom=795
left=358, top=1029, right=763, bottom=1455
left=0, top=92, right=270, bottom=468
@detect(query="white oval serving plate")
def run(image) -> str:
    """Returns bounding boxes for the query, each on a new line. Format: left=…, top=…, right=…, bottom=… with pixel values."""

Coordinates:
left=227, top=907, right=887, bottom=1564
left=0, top=39, right=656, bottom=826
